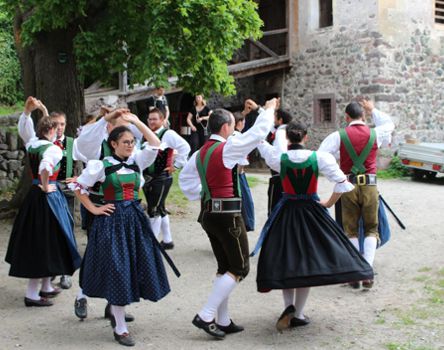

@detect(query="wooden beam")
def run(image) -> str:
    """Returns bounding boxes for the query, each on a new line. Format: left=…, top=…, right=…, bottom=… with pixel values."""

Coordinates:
left=248, top=39, right=279, bottom=57
left=262, top=28, right=288, bottom=36
left=229, top=56, right=290, bottom=79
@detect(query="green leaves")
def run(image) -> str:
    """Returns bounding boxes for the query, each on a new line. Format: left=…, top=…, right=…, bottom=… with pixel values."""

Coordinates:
left=0, top=6, right=23, bottom=105
left=6, top=0, right=262, bottom=96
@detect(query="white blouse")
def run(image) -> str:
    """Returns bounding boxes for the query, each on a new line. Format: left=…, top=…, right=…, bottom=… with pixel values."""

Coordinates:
left=25, top=139, right=63, bottom=176
left=69, top=146, right=158, bottom=194
left=258, top=141, right=354, bottom=193
left=75, top=117, right=144, bottom=161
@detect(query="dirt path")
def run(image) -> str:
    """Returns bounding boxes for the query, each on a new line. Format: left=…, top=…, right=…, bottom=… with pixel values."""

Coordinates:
left=0, top=174, right=443, bottom=350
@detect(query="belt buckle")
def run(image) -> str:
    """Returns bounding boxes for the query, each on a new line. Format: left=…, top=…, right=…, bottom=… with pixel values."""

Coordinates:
left=211, top=199, right=223, bottom=212
left=356, top=174, right=366, bottom=186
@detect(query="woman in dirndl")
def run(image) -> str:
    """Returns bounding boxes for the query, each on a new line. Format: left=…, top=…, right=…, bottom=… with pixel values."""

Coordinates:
left=70, top=116, right=178, bottom=347
left=251, top=121, right=373, bottom=331
left=5, top=106, right=81, bottom=307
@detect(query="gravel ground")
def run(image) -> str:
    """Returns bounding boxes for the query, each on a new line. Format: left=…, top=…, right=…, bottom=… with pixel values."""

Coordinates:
left=0, top=174, right=443, bottom=350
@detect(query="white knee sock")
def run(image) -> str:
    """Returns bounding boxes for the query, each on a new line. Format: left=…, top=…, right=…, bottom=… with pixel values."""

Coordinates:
left=111, top=305, right=128, bottom=335
left=349, top=237, right=360, bottom=251
left=160, top=215, right=173, bottom=243
left=282, top=289, right=295, bottom=308
left=295, top=288, right=310, bottom=319
left=199, top=273, right=237, bottom=322
left=26, top=278, right=41, bottom=300
left=216, top=297, right=231, bottom=326
left=41, top=277, right=55, bottom=292
left=77, top=288, right=87, bottom=300
left=363, top=237, right=377, bottom=266
left=149, top=216, right=162, bottom=238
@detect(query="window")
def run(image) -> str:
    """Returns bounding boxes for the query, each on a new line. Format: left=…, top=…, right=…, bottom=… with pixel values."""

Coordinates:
left=314, top=94, right=336, bottom=124
left=319, top=0, right=333, bottom=28
left=436, top=0, right=444, bottom=24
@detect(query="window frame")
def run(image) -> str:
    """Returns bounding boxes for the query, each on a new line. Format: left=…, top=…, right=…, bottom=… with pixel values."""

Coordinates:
left=313, top=93, right=336, bottom=125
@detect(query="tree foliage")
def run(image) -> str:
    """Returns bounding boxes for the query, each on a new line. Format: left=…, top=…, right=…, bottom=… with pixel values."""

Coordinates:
left=0, top=8, right=23, bottom=105
left=2, top=0, right=262, bottom=96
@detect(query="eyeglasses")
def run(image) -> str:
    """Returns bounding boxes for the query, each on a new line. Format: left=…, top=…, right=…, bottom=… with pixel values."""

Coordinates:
left=121, top=139, right=136, bottom=146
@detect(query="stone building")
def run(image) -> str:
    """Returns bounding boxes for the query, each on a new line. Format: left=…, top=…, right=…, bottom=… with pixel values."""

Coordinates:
left=283, top=0, right=444, bottom=148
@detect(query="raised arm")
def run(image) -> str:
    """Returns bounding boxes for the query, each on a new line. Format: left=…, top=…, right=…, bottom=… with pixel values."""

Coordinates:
left=223, top=98, right=278, bottom=169
left=121, top=113, right=160, bottom=147
left=257, top=141, right=281, bottom=172
left=163, top=130, right=191, bottom=169
left=361, top=100, right=395, bottom=147
left=18, top=97, right=41, bottom=143
left=76, top=108, right=129, bottom=160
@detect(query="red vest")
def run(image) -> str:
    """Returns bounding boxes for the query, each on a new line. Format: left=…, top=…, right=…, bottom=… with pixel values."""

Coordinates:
left=339, top=124, right=378, bottom=174
left=199, top=140, right=235, bottom=198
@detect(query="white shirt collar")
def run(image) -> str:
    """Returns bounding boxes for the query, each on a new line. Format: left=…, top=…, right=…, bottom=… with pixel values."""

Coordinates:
left=349, top=120, right=366, bottom=126
left=210, top=134, right=226, bottom=142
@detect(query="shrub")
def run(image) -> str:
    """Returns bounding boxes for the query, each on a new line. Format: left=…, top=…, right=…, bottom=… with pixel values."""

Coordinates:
left=377, top=156, right=410, bottom=179
left=0, top=10, right=23, bottom=106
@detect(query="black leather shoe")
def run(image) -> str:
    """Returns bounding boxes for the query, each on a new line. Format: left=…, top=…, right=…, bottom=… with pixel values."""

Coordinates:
left=217, top=320, right=244, bottom=334
left=104, top=303, right=135, bottom=322
left=290, top=316, right=310, bottom=327
left=24, top=297, right=53, bottom=307
left=74, top=297, right=87, bottom=319
left=114, top=332, right=135, bottom=347
left=362, top=279, right=374, bottom=289
left=276, top=305, right=295, bottom=331
left=192, top=314, right=225, bottom=339
left=160, top=241, right=174, bottom=250
left=348, top=281, right=361, bottom=289
left=39, top=287, right=62, bottom=298
left=60, top=275, right=72, bottom=289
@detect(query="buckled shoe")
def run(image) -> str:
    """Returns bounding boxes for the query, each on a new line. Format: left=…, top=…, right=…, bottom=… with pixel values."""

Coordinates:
left=216, top=320, right=244, bottom=334
left=276, top=305, right=295, bottom=331
left=74, top=297, right=87, bottom=319
left=192, top=314, right=225, bottom=339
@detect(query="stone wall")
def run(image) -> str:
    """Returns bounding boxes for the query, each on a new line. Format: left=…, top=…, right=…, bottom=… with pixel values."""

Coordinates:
left=283, top=0, right=444, bottom=149
left=0, top=114, right=25, bottom=194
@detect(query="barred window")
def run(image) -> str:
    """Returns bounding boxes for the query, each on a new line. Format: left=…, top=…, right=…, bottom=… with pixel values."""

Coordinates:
left=436, top=0, right=444, bottom=24
left=314, top=94, right=336, bottom=124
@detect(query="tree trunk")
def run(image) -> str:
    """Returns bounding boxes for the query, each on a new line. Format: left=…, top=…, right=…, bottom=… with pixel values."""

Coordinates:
left=10, top=13, right=84, bottom=208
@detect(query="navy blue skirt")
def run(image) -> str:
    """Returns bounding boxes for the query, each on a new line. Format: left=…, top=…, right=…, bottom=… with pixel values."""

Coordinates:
left=239, top=173, right=255, bottom=232
left=255, top=197, right=374, bottom=292
left=80, top=200, right=170, bottom=306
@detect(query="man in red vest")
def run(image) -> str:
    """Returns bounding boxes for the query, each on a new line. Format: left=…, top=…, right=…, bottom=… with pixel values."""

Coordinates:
left=179, top=98, right=278, bottom=339
left=319, top=99, right=394, bottom=289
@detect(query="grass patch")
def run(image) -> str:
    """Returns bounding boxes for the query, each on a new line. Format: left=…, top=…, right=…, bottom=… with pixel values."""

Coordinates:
left=386, top=343, right=435, bottom=350
left=246, top=175, right=262, bottom=188
left=138, top=170, right=189, bottom=215
left=418, top=267, right=432, bottom=273
left=413, top=275, right=429, bottom=282
left=0, top=103, right=23, bottom=116
left=167, top=170, right=189, bottom=214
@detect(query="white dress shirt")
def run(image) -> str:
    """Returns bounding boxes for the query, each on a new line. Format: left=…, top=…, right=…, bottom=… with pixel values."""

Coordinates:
left=155, top=127, right=191, bottom=169
left=69, top=147, right=158, bottom=194
left=258, top=142, right=354, bottom=193
left=76, top=117, right=143, bottom=161
left=318, top=108, right=395, bottom=160
left=179, top=107, right=275, bottom=201
left=18, top=112, right=83, bottom=161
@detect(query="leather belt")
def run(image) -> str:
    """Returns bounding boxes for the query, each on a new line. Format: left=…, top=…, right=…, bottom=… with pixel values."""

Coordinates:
left=347, top=174, right=377, bottom=186
left=206, top=198, right=242, bottom=213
